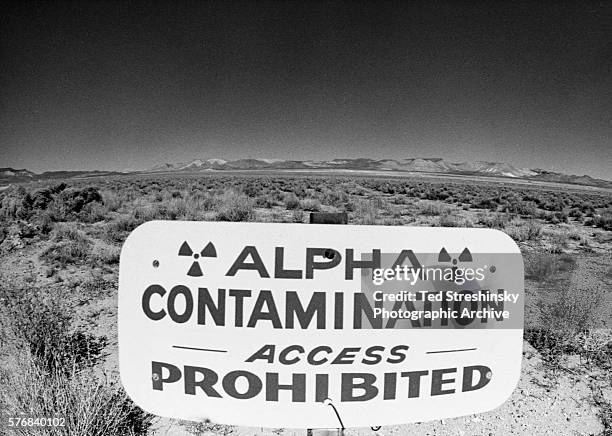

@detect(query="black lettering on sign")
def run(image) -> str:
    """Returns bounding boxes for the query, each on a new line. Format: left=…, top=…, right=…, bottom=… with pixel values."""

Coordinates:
left=285, top=291, right=326, bottom=329
left=341, top=373, right=378, bottom=402
left=167, top=285, right=193, bottom=323
left=462, top=365, right=492, bottom=392
left=142, top=285, right=166, bottom=320
left=275, top=247, right=302, bottom=279
left=345, top=249, right=381, bottom=280
left=222, top=371, right=263, bottom=399
left=227, top=246, right=270, bottom=278
left=152, top=361, right=181, bottom=390
left=247, top=290, right=282, bottom=328
left=184, top=366, right=222, bottom=397
left=245, top=344, right=275, bottom=363
left=305, top=248, right=341, bottom=279
left=197, top=288, right=225, bottom=326
left=400, top=370, right=429, bottom=398
left=266, top=373, right=306, bottom=402
left=431, top=368, right=457, bottom=396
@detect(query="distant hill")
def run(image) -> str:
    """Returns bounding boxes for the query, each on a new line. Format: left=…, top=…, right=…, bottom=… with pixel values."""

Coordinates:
left=0, top=168, right=125, bottom=185
left=0, top=168, right=36, bottom=183
left=143, top=158, right=612, bottom=188
left=1, top=158, right=610, bottom=189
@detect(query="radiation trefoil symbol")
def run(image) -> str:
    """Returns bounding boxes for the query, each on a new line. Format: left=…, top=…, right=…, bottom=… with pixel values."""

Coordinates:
left=438, top=247, right=473, bottom=264
left=436, top=247, right=473, bottom=284
left=178, top=241, right=217, bottom=277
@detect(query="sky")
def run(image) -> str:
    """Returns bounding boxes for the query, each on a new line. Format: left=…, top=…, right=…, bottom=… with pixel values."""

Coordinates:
left=1, top=1, right=611, bottom=179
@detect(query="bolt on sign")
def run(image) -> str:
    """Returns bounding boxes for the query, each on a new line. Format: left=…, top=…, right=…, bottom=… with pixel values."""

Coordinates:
left=118, top=222, right=524, bottom=429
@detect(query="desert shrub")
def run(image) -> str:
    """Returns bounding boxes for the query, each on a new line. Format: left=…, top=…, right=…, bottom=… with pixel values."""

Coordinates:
left=526, top=285, right=606, bottom=366
left=93, top=245, right=121, bottom=265
left=215, top=190, right=254, bottom=222
left=41, top=227, right=92, bottom=266
left=525, top=286, right=606, bottom=369
left=132, top=198, right=211, bottom=221
left=477, top=212, right=511, bottom=229
left=299, top=198, right=321, bottom=212
left=14, top=221, right=37, bottom=239
left=417, top=201, right=447, bottom=216
left=291, top=209, right=305, bottom=223
left=476, top=197, right=499, bottom=211
left=500, top=198, right=537, bottom=217
left=100, top=189, right=122, bottom=212
left=542, top=210, right=569, bottom=224
left=31, top=188, right=55, bottom=209
left=102, top=215, right=142, bottom=244
left=354, top=199, right=378, bottom=225
left=321, top=188, right=349, bottom=208
left=54, top=224, right=83, bottom=241
left=79, top=276, right=115, bottom=301
left=569, top=207, right=583, bottom=218
left=575, top=330, right=612, bottom=368
left=284, top=193, right=300, bottom=210
left=0, top=195, right=20, bottom=220
left=31, top=211, right=54, bottom=234
left=133, top=204, right=166, bottom=221
left=548, top=287, right=605, bottom=334
left=47, top=187, right=103, bottom=221
left=593, top=208, right=612, bottom=230
left=0, top=352, right=153, bottom=436
left=0, top=284, right=106, bottom=373
left=439, top=214, right=460, bottom=227
left=78, top=201, right=108, bottom=223
left=166, top=198, right=191, bottom=219
left=593, top=386, right=612, bottom=435
left=505, top=220, right=542, bottom=242
left=0, top=293, right=151, bottom=436
left=547, top=231, right=570, bottom=253
left=254, top=194, right=276, bottom=209
left=524, top=328, right=570, bottom=366
left=525, top=253, right=576, bottom=281
left=541, top=197, right=566, bottom=212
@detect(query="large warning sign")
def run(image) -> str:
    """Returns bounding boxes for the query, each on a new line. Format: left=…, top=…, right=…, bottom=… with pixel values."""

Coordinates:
left=118, top=222, right=524, bottom=428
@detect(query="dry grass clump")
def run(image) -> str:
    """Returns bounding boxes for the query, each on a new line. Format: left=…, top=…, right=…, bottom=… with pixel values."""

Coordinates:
left=0, top=350, right=153, bottom=436
left=102, top=216, right=141, bottom=245
left=590, top=208, right=612, bottom=230
left=525, top=287, right=607, bottom=368
left=92, top=245, right=121, bottom=266
left=320, top=187, right=349, bottom=208
left=417, top=201, right=449, bottom=216
left=298, top=198, right=321, bottom=212
left=283, top=193, right=300, bottom=210
left=438, top=213, right=473, bottom=228
left=525, top=253, right=576, bottom=282
left=547, top=287, right=606, bottom=335
left=545, top=230, right=571, bottom=253
left=41, top=225, right=92, bottom=266
left=505, top=220, right=543, bottom=242
left=0, top=283, right=106, bottom=373
left=0, top=280, right=152, bottom=435
left=476, top=211, right=512, bottom=229
left=353, top=199, right=378, bottom=225
left=215, top=190, right=254, bottom=222
left=291, top=209, right=305, bottom=223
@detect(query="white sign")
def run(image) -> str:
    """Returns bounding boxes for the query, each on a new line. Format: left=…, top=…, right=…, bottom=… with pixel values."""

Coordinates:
left=119, top=222, right=524, bottom=428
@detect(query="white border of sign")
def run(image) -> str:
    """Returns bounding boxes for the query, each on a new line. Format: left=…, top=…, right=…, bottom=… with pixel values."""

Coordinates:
left=119, top=222, right=523, bottom=429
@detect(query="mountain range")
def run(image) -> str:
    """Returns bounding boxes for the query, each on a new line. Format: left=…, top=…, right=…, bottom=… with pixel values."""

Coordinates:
left=1, top=158, right=610, bottom=189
